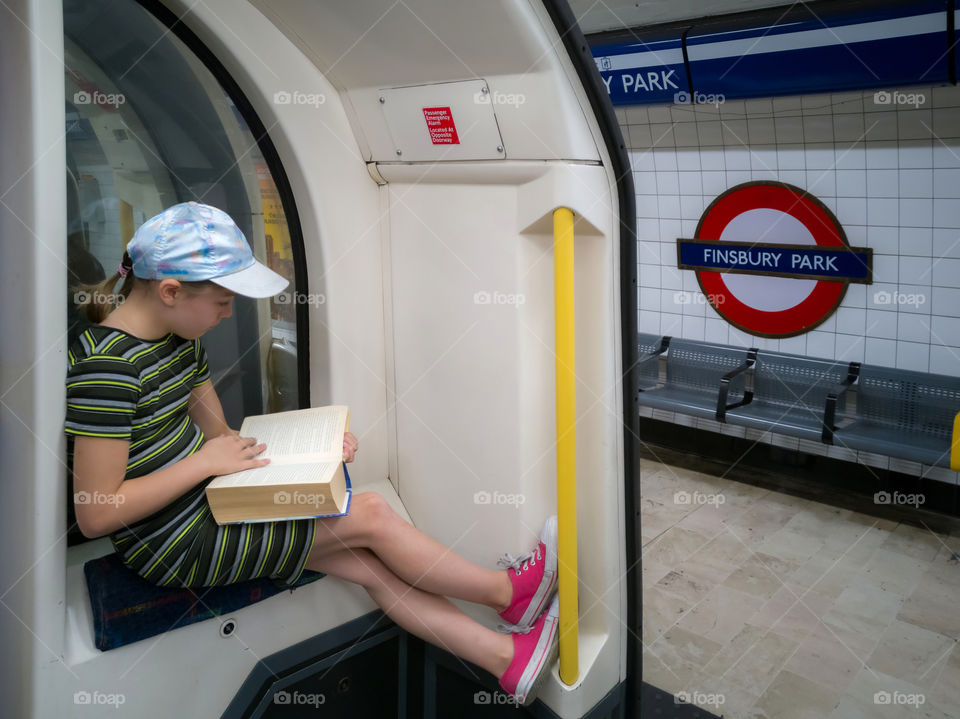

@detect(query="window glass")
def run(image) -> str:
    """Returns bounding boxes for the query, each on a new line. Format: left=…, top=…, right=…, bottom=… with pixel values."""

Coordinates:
left=64, top=0, right=301, bottom=542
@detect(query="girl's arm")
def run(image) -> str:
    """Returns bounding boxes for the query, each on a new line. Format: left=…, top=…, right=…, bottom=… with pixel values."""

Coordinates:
left=188, top=379, right=237, bottom=438
left=72, top=433, right=268, bottom=538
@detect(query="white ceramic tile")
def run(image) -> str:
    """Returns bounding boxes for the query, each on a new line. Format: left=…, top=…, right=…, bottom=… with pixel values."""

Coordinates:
left=931, top=286, right=960, bottom=316
left=899, top=227, right=933, bottom=257
left=697, top=121, right=723, bottom=146
left=867, top=169, right=899, bottom=198
left=867, top=197, right=899, bottom=226
left=865, top=142, right=899, bottom=169
left=864, top=112, right=898, bottom=141
left=836, top=333, right=866, bottom=362
left=897, top=109, right=933, bottom=140
left=661, top=313, right=683, bottom=335
left=898, top=169, right=933, bottom=199
left=932, top=258, right=960, bottom=288
left=896, top=313, right=930, bottom=343
left=896, top=341, right=930, bottom=371
left=898, top=140, right=933, bottom=169
left=864, top=337, right=897, bottom=366
left=682, top=315, right=706, bottom=340
left=723, top=147, right=751, bottom=170
left=653, top=150, right=679, bottom=172
left=835, top=307, right=866, bottom=335
left=928, top=344, right=960, bottom=375
left=865, top=309, right=898, bottom=339
left=700, top=147, right=725, bottom=171
left=868, top=226, right=899, bottom=254
left=806, top=330, right=835, bottom=358
left=647, top=106, right=672, bottom=124
left=932, top=108, right=960, bottom=139
left=676, top=150, right=701, bottom=171
left=900, top=198, right=934, bottom=227
left=899, top=257, right=931, bottom=285
left=836, top=170, right=866, bottom=197
left=656, top=172, right=680, bottom=195
left=838, top=197, right=868, bottom=225
left=628, top=124, right=654, bottom=149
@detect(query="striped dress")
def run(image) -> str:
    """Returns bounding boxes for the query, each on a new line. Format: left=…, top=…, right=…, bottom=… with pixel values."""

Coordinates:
left=65, top=325, right=316, bottom=588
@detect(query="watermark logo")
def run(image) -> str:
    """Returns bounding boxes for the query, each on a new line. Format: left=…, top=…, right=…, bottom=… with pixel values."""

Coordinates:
left=873, top=91, right=925, bottom=108
left=473, top=490, right=526, bottom=508
left=474, top=690, right=519, bottom=706
left=874, top=690, right=925, bottom=706
left=872, top=290, right=926, bottom=308
left=74, top=691, right=125, bottom=708
left=673, top=291, right=726, bottom=307
left=274, top=491, right=326, bottom=507
left=874, top=491, right=925, bottom=508
left=674, top=490, right=725, bottom=507
left=73, top=290, right=126, bottom=306
left=275, top=291, right=325, bottom=307
left=273, top=91, right=326, bottom=108
left=676, top=691, right=725, bottom=707
left=73, top=90, right=126, bottom=109
left=674, top=91, right=725, bottom=107
left=273, top=690, right=326, bottom=707
left=74, top=491, right=124, bottom=506
left=473, top=89, right=526, bottom=108
left=474, top=290, right=525, bottom=307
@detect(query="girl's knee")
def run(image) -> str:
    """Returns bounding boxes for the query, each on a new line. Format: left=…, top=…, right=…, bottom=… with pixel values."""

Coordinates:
left=352, top=491, right=395, bottom=533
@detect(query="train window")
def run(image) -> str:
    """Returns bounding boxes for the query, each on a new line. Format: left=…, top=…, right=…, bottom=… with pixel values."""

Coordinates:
left=63, top=0, right=302, bottom=543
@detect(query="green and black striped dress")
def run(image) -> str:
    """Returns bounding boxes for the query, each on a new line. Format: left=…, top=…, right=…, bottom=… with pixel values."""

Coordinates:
left=65, top=325, right=316, bottom=587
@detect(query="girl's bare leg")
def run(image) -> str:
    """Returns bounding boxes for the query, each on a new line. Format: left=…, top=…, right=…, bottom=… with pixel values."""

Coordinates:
left=306, top=492, right=514, bottom=610
left=308, top=546, right=514, bottom=678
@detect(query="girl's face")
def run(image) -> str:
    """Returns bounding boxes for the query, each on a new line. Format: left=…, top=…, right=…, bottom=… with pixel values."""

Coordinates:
left=171, top=284, right=236, bottom=339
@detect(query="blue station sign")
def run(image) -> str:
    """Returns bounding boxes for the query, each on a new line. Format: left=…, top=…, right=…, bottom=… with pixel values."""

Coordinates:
left=678, top=239, right=872, bottom=283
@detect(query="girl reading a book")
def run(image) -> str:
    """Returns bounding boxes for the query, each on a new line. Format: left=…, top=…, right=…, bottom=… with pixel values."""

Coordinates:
left=66, top=202, right=559, bottom=705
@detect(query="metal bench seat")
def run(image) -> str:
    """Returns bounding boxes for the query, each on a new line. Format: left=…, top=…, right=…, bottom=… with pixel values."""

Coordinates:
left=637, top=336, right=754, bottom=420
left=724, top=353, right=858, bottom=443
left=833, top=365, right=960, bottom=468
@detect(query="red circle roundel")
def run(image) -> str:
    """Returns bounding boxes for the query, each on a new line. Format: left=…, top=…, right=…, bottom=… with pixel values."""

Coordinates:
left=693, top=182, right=849, bottom=338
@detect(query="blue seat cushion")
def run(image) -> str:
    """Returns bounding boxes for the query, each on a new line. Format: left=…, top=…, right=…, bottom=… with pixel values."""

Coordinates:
left=84, top=551, right=324, bottom=651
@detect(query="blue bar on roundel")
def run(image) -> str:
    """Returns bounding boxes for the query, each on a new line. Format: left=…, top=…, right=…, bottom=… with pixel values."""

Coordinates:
left=677, top=240, right=872, bottom=283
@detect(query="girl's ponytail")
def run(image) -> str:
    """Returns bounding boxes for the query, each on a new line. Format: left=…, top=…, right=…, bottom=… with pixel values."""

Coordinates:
left=72, top=251, right=137, bottom=323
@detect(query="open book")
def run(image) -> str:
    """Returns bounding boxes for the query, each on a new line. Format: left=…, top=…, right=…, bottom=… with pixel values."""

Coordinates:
left=204, top=405, right=352, bottom=524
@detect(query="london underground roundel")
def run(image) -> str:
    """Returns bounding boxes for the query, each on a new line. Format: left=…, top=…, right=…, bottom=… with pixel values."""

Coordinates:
left=676, top=182, right=872, bottom=338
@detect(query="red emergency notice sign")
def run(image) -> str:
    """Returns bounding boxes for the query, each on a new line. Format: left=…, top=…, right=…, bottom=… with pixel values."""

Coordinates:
left=422, top=106, right=460, bottom=145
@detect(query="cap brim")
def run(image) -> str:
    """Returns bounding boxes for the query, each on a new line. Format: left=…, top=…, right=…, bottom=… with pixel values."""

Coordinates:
left=210, top=260, right=289, bottom=298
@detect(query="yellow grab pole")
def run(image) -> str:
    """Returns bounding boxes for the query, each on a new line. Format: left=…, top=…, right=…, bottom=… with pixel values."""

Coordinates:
left=553, top=207, right=579, bottom=685
left=952, top=411, right=960, bottom=471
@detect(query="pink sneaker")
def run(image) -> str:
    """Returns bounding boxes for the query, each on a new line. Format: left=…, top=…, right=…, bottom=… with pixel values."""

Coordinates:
left=497, top=516, right=558, bottom=631
left=499, top=594, right=560, bottom=706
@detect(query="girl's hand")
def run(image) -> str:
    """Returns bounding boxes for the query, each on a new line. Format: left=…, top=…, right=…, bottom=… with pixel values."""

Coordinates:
left=197, top=434, right=269, bottom=476
left=343, top=431, right=359, bottom=463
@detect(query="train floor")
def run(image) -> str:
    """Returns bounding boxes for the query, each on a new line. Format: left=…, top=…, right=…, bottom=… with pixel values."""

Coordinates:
left=639, top=456, right=960, bottom=719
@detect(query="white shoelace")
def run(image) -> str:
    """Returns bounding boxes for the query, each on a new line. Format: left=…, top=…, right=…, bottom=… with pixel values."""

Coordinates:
left=496, top=546, right=542, bottom=576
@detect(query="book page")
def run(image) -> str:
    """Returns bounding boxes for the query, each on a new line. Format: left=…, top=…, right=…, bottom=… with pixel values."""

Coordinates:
left=213, top=461, right=339, bottom=487
left=239, top=405, right=347, bottom=461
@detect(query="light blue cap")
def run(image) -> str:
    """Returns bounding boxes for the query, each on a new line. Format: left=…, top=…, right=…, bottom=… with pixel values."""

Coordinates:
left=126, top=202, right=289, bottom=298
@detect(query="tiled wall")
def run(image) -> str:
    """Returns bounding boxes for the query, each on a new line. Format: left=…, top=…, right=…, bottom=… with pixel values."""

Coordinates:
left=617, top=85, right=960, bottom=482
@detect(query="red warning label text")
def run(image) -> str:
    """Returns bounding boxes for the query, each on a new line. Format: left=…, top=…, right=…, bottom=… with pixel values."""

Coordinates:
left=422, top=106, right=460, bottom=145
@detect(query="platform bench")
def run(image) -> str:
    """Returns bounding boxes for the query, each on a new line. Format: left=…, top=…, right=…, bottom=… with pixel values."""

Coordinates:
left=833, top=364, right=960, bottom=468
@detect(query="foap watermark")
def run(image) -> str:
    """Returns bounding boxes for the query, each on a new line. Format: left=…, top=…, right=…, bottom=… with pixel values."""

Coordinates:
left=74, top=491, right=124, bottom=507
left=474, top=690, right=519, bottom=706
left=74, top=691, right=125, bottom=709
left=874, top=491, right=925, bottom=508
left=874, top=690, right=925, bottom=706
left=872, top=290, right=926, bottom=308
left=473, top=88, right=526, bottom=108
left=674, top=90, right=725, bottom=107
left=474, top=490, right=526, bottom=508
left=674, top=490, right=725, bottom=507
left=873, top=90, right=926, bottom=108
left=673, top=291, right=726, bottom=307
left=275, top=291, right=326, bottom=307
left=273, top=90, right=326, bottom=108
left=73, top=290, right=125, bottom=306
left=273, top=690, right=326, bottom=707
left=474, top=290, right=525, bottom=307
left=274, top=490, right=326, bottom=508
left=675, top=691, right=725, bottom=708
left=73, top=89, right=126, bottom=109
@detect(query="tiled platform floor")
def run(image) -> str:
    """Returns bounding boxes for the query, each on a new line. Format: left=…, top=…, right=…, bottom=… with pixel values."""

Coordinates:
left=641, top=458, right=960, bottom=719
